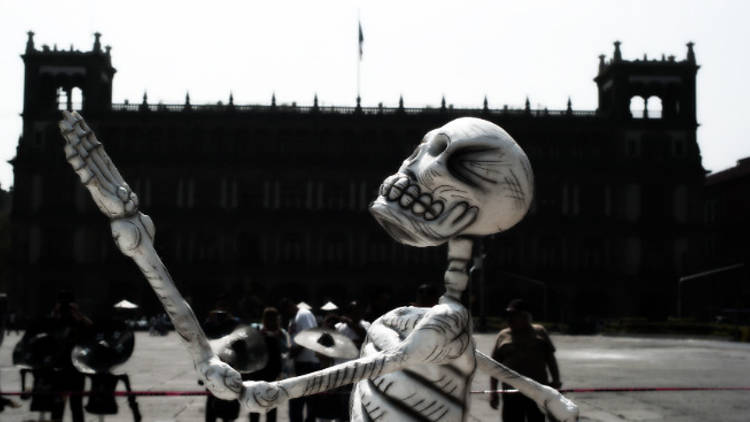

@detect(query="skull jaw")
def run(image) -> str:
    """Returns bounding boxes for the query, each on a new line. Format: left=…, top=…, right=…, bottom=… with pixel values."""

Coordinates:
left=370, top=196, right=450, bottom=247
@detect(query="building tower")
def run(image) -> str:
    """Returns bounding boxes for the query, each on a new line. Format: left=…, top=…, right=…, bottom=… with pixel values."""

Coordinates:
left=595, top=41, right=698, bottom=124
left=11, top=32, right=116, bottom=315
left=21, top=31, right=115, bottom=119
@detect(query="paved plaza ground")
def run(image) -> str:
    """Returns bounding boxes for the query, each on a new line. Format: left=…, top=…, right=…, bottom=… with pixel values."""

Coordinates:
left=1, top=331, right=749, bottom=421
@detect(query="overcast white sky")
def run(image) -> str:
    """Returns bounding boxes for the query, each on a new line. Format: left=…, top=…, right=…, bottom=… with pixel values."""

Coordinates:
left=1, top=0, right=749, bottom=189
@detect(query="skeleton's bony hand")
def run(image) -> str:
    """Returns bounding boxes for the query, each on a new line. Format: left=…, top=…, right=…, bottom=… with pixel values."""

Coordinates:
left=537, top=385, right=578, bottom=422
left=197, top=356, right=243, bottom=401
left=59, top=110, right=138, bottom=219
left=240, top=380, right=289, bottom=413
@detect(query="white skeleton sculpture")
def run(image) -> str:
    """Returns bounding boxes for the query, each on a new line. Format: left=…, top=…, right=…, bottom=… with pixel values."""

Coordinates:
left=59, top=112, right=579, bottom=421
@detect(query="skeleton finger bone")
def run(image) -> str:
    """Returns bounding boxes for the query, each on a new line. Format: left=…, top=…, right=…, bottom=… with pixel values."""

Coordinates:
left=124, top=195, right=138, bottom=215
left=475, top=351, right=579, bottom=422
left=89, top=149, right=120, bottom=187
left=64, top=145, right=85, bottom=170
left=95, top=148, right=127, bottom=187
left=117, top=186, right=131, bottom=201
left=70, top=111, right=129, bottom=191
left=72, top=111, right=93, bottom=133
left=84, top=156, right=117, bottom=193
left=59, top=115, right=75, bottom=135
left=60, top=114, right=135, bottom=218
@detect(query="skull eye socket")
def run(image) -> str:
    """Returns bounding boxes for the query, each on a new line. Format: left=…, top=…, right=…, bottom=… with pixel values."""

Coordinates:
left=427, top=134, right=449, bottom=156
left=446, top=145, right=503, bottom=191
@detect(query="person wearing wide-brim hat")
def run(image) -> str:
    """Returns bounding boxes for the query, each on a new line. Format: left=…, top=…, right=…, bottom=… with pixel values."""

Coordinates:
left=489, top=299, right=562, bottom=422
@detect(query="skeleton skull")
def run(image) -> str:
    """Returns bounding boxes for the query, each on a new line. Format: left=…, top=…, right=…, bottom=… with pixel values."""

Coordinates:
left=370, top=117, right=534, bottom=247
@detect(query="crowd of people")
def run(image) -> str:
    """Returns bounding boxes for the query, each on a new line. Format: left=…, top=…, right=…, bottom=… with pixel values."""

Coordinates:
left=1, top=289, right=565, bottom=422
left=204, top=296, right=372, bottom=422
left=4, top=290, right=142, bottom=422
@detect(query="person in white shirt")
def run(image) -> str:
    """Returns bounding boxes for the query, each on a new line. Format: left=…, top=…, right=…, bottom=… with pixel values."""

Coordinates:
left=281, top=298, right=319, bottom=422
left=334, top=301, right=370, bottom=352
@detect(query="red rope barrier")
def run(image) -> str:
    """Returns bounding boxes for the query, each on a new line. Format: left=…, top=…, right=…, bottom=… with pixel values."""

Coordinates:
left=1, top=387, right=749, bottom=397
left=562, top=387, right=750, bottom=393
left=0, top=390, right=208, bottom=397
left=474, top=387, right=750, bottom=394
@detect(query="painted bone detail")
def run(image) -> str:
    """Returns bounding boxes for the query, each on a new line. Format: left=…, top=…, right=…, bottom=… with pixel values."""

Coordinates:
left=60, top=112, right=579, bottom=421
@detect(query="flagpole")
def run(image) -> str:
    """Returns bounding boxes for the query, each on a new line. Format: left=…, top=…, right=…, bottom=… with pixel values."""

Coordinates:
left=357, top=14, right=363, bottom=107
left=357, top=49, right=361, bottom=102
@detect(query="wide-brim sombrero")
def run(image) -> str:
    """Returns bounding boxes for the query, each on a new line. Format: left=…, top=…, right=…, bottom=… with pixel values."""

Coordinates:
left=294, top=328, right=359, bottom=359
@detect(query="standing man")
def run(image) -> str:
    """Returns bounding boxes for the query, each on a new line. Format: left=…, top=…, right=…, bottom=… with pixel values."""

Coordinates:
left=281, top=298, right=319, bottom=422
left=489, top=299, right=561, bottom=422
left=245, top=307, right=285, bottom=422
left=50, top=290, right=92, bottom=422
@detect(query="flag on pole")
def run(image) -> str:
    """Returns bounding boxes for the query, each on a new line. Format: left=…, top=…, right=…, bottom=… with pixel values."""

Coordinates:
left=358, top=21, right=364, bottom=60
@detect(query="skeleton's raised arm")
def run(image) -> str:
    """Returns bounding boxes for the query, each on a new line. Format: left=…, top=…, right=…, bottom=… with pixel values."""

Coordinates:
left=58, top=111, right=241, bottom=400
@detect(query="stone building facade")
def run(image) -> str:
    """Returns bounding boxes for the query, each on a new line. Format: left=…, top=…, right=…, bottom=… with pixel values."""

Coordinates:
left=10, top=33, right=705, bottom=321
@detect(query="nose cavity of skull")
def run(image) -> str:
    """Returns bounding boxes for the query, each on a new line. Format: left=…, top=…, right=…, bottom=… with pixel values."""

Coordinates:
left=427, top=133, right=449, bottom=156
left=406, top=144, right=421, bottom=162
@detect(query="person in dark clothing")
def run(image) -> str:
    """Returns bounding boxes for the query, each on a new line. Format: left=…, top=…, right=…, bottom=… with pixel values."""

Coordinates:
left=72, top=318, right=141, bottom=421
left=49, top=290, right=92, bottom=422
left=203, top=308, right=243, bottom=422
left=14, top=319, right=65, bottom=416
left=489, top=299, right=561, bottom=422
left=245, top=307, right=284, bottom=422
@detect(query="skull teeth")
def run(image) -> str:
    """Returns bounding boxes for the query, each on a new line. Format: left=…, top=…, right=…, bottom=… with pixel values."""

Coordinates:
left=379, top=176, right=445, bottom=221
left=393, top=177, right=409, bottom=190
left=429, top=201, right=444, bottom=216
left=387, top=186, right=401, bottom=200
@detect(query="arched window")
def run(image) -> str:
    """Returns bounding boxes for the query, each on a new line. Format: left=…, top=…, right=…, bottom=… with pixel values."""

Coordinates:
left=646, top=95, right=662, bottom=119
left=57, top=87, right=68, bottom=111
left=56, top=87, right=83, bottom=111
left=71, top=87, right=83, bottom=110
left=629, top=96, right=645, bottom=119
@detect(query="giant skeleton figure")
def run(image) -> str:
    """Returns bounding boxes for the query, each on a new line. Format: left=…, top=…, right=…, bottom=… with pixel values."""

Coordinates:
left=59, top=112, right=579, bottom=421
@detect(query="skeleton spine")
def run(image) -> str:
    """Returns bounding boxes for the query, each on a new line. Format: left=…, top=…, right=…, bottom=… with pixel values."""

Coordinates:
left=442, top=236, right=474, bottom=301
